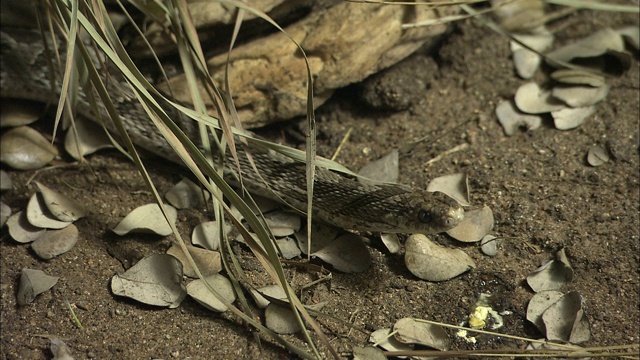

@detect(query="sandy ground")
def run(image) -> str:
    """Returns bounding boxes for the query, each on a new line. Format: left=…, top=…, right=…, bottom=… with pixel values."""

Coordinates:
left=1, top=9, right=638, bottom=360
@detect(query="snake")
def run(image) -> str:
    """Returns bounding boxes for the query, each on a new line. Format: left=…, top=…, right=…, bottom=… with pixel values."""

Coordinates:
left=0, top=26, right=464, bottom=235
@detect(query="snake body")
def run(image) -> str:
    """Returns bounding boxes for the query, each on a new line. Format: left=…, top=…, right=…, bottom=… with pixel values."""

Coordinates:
left=0, top=27, right=464, bottom=234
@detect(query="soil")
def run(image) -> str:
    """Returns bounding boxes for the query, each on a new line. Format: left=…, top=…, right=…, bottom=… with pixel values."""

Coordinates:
left=1, top=10, right=639, bottom=360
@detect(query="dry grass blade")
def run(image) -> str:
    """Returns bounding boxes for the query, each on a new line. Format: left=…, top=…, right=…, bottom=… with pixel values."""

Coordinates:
left=545, top=0, right=639, bottom=13
left=44, top=0, right=338, bottom=357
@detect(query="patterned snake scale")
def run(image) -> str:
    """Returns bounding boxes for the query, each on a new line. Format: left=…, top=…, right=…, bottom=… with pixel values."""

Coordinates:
left=0, top=26, right=464, bottom=234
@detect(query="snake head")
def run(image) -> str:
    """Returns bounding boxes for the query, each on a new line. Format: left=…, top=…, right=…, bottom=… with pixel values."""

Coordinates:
left=391, top=191, right=464, bottom=234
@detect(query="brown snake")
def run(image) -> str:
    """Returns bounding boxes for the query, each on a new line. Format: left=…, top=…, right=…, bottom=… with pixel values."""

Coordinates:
left=0, top=26, right=464, bottom=234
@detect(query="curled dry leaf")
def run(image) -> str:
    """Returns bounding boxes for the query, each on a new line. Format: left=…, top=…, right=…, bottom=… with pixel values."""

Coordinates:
left=186, top=274, right=236, bottom=312
left=358, top=149, right=399, bottom=184
left=165, top=177, right=210, bottom=209
left=49, top=336, right=74, bottom=360
left=312, top=233, right=371, bottom=273
left=6, top=211, right=46, bottom=243
left=64, top=116, right=114, bottom=160
left=393, top=317, right=450, bottom=351
left=526, top=248, right=573, bottom=292
left=166, top=244, right=221, bottom=278
left=35, top=181, right=86, bottom=222
left=0, top=98, right=44, bottom=127
left=546, top=28, right=625, bottom=68
left=191, top=220, right=231, bottom=251
left=542, top=291, right=591, bottom=343
left=551, top=85, right=609, bottom=108
left=249, top=284, right=288, bottom=309
left=352, top=346, right=386, bottom=360
left=276, top=236, right=301, bottom=259
left=295, top=222, right=341, bottom=255
left=495, top=100, right=542, bottom=136
left=17, top=268, right=59, bottom=306
left=492, top=0, right=545, bottom=32
left=265, top=303, right=303, bottom=334
left=426, top=173, right=470, bottom=206
left=229, top=193, right=280, bottom=222
left=369, top=328, right=415, bottom=353
left=552, top=105, right=595, bottom=131
left=111, top=254, right=186, bottom=308
left=550, top=69, right=606, bottom=87
left=0, top=126, right=59, bottom=170
left=1, top=201, right=11, bottom=227
left=31, top=224, right=79, bottom=260
left=586, top=145, right=610, bottom=167
left=264, top=211, right=301, bottom=237
left=447, top=205, right=494, bottom=243
left=617, top=26, right=639, bottom=51
left=514, top=82, right=564, bottom=114
left=112, top=203, right=178, bottom=236
left=527, top=291, right=591, bottom=344
left=26, top=193, right=72, bottom=230
left=1, top=170, right=13, bottom=191
left=510, top=31, right=555, bottom=79
left=527, top=290, right=564, bottom=333
left=405, top=234, right=475, bottom=281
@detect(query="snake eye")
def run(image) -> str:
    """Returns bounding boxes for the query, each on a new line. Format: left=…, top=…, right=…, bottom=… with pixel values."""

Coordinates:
left=418, top=209, right=432, bottom=223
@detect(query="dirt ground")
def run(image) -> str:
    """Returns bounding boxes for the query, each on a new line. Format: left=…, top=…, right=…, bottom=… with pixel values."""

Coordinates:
left=1, top=10, right=638, bottom=360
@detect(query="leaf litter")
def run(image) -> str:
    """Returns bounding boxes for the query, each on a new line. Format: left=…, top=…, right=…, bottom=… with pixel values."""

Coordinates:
left=111, top=254, right=186, bottom=308
left=0, top=126, right=59, bottom=170
left=497, top=25, right=637, bottom=137
left=164, top=177, right=210, bottom=209
left=524, top=248, right=592, bottom=344
left=186, top=273, right=236, bottom=312
left=166, top=244, right=221, bottom=278
left=111, top=203, right=177, bottom=236
left=17, top=268, right=59, bottom=306
left=31, top=224, right=79, bottom=260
